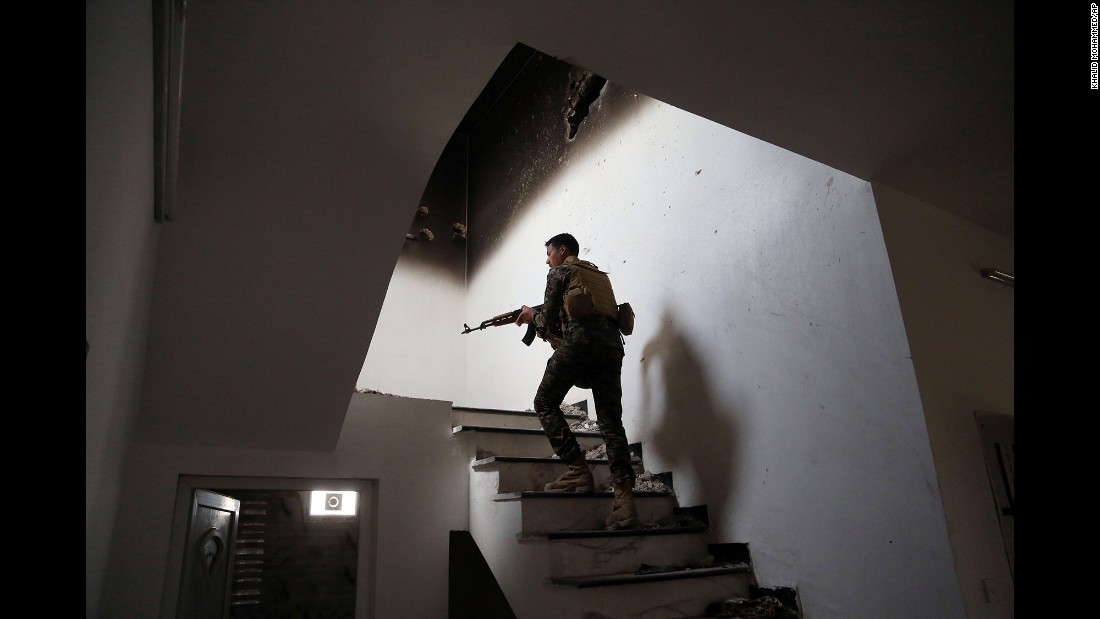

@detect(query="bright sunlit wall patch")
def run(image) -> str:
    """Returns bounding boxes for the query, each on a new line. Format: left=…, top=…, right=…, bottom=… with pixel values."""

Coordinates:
left=310, top=490, right=358, bottom=516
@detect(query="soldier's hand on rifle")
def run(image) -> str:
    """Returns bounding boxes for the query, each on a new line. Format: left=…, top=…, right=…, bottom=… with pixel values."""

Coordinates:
left=515, top=305, right=534, bottom=326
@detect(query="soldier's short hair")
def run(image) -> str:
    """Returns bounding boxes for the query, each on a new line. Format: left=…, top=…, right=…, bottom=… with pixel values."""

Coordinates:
left=545, top=233, right=579, bottom=256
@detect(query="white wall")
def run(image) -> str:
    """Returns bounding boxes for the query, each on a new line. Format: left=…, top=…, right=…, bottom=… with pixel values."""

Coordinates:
left=86, top=2, right=159, bottom=616
left=97, top=392, right=469, bottom=619
left=458, top=89, right=964, bottom=617
left=874, top=184, right=1014, bottom=618
left=357, top=249, right=466, bottom=400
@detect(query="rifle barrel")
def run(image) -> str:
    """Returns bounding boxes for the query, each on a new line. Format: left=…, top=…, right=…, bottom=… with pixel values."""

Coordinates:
left=462, top=305, right=538, bottom=335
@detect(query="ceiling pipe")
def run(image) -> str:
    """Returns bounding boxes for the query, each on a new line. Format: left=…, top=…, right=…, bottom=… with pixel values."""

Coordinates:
left=980, top=268, right=1014, bottom=287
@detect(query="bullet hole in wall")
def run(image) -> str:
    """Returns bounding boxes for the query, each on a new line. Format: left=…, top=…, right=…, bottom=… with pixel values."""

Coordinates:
left=405, top=228, right=435, bottom=242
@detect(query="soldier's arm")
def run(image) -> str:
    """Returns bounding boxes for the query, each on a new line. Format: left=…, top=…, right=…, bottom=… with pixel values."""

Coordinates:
left=534, top=267, right=568, bottom=339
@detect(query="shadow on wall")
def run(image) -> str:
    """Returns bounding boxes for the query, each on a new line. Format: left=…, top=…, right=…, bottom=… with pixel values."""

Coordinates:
left=639, top=304, right=741, bottom=528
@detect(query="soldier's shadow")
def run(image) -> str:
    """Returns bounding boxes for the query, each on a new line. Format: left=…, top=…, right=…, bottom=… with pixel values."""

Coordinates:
left=639, top=306, right=740, bottom=531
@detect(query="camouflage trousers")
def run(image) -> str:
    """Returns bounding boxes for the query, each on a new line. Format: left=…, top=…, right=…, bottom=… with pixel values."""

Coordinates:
left=533, top=343, right=635, bottom=489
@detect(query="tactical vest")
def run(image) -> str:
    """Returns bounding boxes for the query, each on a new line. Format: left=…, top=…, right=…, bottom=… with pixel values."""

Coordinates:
left=562, top=256, right=619, bottom=323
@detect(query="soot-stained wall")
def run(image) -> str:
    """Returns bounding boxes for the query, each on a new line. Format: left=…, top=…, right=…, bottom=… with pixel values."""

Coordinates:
left=355, top=134, right=468, bottom=399
left=467, top=51, right=640, bottom=275
left=398, top=133, right=469, bottom=275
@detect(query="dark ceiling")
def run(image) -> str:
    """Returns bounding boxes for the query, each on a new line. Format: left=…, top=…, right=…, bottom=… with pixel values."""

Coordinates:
left=463, top=5, right=1014, bottom=240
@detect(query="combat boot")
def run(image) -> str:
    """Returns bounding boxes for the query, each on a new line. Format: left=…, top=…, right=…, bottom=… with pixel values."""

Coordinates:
left=544, top=452, right=594, bottom=492
left=604, top=482, right=639, bottom=530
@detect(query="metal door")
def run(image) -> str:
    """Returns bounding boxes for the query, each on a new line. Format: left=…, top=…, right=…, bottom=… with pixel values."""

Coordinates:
left=176, top=489, right=241, bottom=619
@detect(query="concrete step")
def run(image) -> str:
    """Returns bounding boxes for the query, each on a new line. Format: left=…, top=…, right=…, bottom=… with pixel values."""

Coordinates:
left=454, top=426, right=604, bottom=459
left=451, top=405, right=587, bottom=431
left=470, top=532, right=752, bottom=618
left=503, top=547, right=752, bottom=619
left=550, top=562, right=752, bottom=588
left=538, top=526, right=713, bottom=578
left=495, top=490, right=680, bottom=534
left=472, top=455, right=646, bottom=494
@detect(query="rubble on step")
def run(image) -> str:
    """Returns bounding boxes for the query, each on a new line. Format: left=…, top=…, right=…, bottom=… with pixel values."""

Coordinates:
left=561, top=403, right=586, bottom=417
left=701, top=595, right=801, bottom=618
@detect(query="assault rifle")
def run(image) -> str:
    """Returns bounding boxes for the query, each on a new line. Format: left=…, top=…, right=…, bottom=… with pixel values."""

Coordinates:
left=461, top=304, right=544, bottom=346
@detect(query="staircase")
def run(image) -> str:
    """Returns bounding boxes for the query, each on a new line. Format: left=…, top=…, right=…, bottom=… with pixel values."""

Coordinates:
left=452, top=401, right=802, bottom=619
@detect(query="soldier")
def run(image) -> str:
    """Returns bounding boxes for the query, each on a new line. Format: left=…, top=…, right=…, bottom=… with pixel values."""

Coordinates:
left=515, top=233, right=637, bottom=530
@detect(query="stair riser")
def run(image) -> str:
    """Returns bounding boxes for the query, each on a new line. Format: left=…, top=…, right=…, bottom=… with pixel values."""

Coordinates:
left=512, top=495, right=679, bottom=533
left=543, top=533, right=711, bottom=578
left=452, top=410, right=585, bottom=430
left=457, top=431, right=605, bottom=459
left=508, top=572, right=753, bottom=619
left=488, top=460, right=644, bottom=493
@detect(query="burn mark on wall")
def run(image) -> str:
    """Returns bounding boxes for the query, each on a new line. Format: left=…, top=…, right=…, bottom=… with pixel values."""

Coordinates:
left=565, top=70, right=607, bottom=141
left=462, top=44, right=648, bottom=275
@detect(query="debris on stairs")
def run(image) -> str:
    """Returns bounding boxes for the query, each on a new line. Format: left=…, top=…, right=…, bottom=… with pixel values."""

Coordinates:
left=700, top=594, right=801, bottom=618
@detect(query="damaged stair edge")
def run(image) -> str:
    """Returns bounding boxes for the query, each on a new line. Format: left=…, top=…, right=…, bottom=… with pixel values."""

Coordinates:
left=516, top=525, right=709, bottom=542
left=473, top=455, right=597, bottom=466
left=542, top=525, right=709, bottom=540
left=452, top=400, right=589, bottom=415
left=452, top=406, right=587, bottom=420
left=453, top=425, right=604, bottom=437
left=493, top=490, right=674, bottom=500
left=549, top=563, right=753, bottom=589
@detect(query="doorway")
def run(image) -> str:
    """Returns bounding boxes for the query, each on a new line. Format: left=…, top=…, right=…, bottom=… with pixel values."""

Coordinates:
left=175, top=489, right=240, bottom=619
left=161, top=476, right=377, bottom=619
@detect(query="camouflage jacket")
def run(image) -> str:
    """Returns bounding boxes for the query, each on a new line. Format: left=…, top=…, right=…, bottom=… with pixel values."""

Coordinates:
left=533, top=262, right=624, bottom=353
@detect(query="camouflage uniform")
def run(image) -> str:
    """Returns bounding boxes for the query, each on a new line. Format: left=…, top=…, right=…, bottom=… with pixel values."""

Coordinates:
left=532, top=261, right=635, bottom=489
